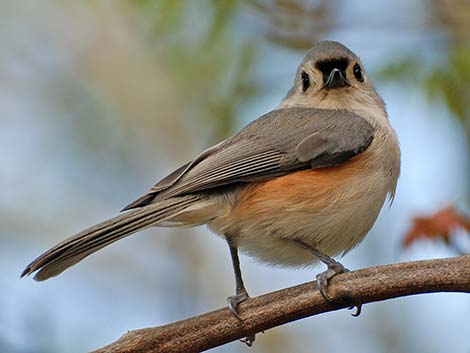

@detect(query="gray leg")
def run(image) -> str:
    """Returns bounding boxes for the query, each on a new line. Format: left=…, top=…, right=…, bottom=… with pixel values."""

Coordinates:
left=226, top=241, right=250, bottom=320
left=226, top=240, right=255, bottom=346
left=293, top=239, right=362, bottom=317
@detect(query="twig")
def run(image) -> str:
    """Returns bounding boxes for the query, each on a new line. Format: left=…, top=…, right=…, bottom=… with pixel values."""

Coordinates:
left=92, top=256, right=470, bottom=353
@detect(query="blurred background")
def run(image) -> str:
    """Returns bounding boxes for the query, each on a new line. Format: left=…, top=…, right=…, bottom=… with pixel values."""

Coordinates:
left=1, top=1, right=469, bottom=352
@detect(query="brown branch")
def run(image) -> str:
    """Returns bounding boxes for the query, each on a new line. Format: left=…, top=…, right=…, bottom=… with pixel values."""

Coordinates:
left=92, top=256, right=470, bottom=353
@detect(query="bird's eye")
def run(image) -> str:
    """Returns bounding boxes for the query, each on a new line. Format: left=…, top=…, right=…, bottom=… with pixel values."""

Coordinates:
left=353, top=63, right=364, bottom=82
left=301, top=71, right=310, bottom=92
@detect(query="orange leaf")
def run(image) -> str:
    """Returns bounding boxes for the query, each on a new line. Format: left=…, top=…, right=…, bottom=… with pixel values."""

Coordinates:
left=403, top=206, right=470, bottom=248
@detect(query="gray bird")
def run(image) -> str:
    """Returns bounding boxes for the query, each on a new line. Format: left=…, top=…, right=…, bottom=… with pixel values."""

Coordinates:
left=22, top=41, right=400, bottom=343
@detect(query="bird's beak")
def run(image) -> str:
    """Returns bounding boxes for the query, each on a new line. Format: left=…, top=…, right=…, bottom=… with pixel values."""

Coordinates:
left=324, top=68, right=349, bottom=89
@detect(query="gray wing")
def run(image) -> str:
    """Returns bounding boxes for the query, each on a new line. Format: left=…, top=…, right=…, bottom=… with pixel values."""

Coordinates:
left=123, top=108, right=374, bottom=210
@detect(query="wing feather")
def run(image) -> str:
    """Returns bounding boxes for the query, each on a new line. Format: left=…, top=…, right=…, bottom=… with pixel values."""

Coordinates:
left=124, top=108, right=375, bottom=209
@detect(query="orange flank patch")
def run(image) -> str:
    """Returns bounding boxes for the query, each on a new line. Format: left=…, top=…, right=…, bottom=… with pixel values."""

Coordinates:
left=233, top=153, right=370, bottom=217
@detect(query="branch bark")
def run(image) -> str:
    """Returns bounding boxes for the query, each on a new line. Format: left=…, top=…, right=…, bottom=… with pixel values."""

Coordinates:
left=92, top=256, right=470, bottom=353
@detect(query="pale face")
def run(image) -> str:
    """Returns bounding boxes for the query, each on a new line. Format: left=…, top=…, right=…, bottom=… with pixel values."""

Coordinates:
left=300, top=56, right=366, bottom=94
left=279, top=44, right=385, bottom=117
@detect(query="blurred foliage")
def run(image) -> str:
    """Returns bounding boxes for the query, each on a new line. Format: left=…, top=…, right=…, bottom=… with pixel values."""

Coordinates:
left=130, top=0, right=259, bottom=143
left=403, top=206, right=470, bottom=254
left=426, top=46, right=469, bottom=128
left=377, top=0, right=469, bottom=137
left=248, top=0, right=333, bottom=49
left=377, top=44, right=470, bottom=135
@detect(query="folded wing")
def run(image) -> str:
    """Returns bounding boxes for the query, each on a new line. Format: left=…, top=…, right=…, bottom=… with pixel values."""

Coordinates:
left=123, top=108, right=374, bottom=210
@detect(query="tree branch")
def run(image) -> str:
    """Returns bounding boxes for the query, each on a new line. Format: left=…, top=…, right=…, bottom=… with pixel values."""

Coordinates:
left=92, top=256, right=470, bottom=353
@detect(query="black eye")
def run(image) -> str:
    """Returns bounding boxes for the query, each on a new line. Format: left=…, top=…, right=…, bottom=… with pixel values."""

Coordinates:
left=301, top=71, right=310, bottom=92
left=353, top=63, right=364, bottom=82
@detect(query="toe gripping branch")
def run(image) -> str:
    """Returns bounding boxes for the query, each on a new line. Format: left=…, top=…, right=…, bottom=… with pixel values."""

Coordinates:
left=293, top=239, right=362, bottom=316
left=225, top=239, right=362, bottom=348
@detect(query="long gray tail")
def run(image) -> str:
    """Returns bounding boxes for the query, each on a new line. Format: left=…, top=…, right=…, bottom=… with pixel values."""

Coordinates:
left=21, top=195, right=201, bottom=281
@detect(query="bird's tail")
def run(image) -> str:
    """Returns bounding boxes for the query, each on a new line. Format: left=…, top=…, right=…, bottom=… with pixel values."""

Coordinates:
left=21, top=195, right=202, bottom=281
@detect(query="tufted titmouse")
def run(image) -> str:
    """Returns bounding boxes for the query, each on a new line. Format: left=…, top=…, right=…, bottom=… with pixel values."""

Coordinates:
left=22, top=41, right=400, bottom=330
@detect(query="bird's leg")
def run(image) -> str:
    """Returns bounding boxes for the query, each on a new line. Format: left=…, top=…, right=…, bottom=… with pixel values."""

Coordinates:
left=292, top=239, right=362, bottom=317
left=226, top=239, right=255, bottom=346
left=226, top=241, right=250, bottom=319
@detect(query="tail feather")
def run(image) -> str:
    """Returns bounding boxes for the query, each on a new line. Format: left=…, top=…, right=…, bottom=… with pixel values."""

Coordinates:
left=21, top=196, right=200, bottom=281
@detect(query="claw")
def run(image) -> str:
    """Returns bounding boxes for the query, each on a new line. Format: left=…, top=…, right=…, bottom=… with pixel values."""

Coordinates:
left=227, top=291, right=255, bottom=346
left=349, top=304, right=362, bottom=317
left=240, top=334, right=255, bottom=346
left=316, top=261, right=362, bottom=316
left=316, top=261, right=349, bottom=302
left=292, top=240, right=363, bottom=318
left=227, top=291, right=250, bottom=321
left=315, top=272, right=330, bottom=301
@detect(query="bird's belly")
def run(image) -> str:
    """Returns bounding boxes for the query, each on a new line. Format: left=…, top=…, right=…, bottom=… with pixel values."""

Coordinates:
left=210, top=157, right=389, bottom=267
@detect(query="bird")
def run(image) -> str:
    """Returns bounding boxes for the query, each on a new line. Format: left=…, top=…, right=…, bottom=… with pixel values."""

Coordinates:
left=22, top=41, right=400, bottom=341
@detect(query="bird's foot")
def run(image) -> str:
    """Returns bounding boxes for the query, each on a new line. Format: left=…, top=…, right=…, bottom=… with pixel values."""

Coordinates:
left=227, top=290, right=250, bottom=321
left=227, top=290, right=255, bottom=346
left=316, top=260, right=362, bottom=317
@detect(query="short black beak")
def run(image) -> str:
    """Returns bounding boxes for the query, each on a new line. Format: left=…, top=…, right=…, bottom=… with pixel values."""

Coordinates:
left=324, top=68, right=348, bottom=89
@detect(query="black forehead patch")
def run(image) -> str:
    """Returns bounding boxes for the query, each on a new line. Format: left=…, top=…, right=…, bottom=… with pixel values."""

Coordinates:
left=315, top=57, right=350, bottom=74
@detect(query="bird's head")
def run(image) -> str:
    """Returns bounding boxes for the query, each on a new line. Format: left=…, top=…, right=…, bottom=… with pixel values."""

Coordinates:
left=280, top=41, right=385, bottom=117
